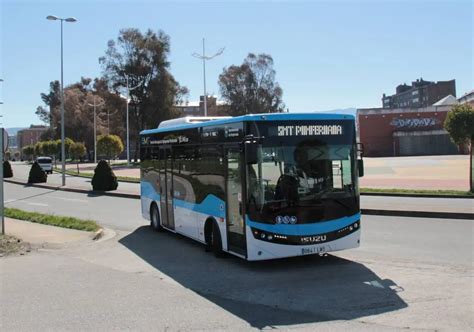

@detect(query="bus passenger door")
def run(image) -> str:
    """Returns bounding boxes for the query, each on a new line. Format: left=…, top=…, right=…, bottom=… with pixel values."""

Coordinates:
left=160, top=148, right=175, bottom=230
left=226, top=147, right=247, bottom=255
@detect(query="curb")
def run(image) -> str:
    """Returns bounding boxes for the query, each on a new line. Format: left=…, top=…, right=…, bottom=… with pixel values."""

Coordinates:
left=91, top=228, right=104, bottom=241
left=5, top=178, right=140, bottom=200
left=361, top=192, right=473, bottom=199
left=6, top=179, right=472, bottom=220
left=361, top=209, right=474, bottom=220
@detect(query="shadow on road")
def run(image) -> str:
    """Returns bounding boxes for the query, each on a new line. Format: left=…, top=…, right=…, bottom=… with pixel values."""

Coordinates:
left=119, top=226, right=407, bottom=329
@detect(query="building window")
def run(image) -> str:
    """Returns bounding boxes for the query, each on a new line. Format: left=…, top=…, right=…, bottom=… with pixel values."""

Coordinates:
left=412, top=90, right=419, bottom=95
left=413, top=98, right=419, bottom=103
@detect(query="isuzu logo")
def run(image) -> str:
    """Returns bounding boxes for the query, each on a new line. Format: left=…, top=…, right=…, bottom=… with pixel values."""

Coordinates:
left=300, top=235, right=327, bottom=244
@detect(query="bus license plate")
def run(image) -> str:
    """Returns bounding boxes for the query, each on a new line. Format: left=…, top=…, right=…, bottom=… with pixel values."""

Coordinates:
left=301, top=246, right=326, bottom=255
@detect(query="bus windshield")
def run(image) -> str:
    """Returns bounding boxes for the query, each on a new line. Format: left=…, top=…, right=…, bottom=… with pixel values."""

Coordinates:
left=247, top=139, right=358, bottom=224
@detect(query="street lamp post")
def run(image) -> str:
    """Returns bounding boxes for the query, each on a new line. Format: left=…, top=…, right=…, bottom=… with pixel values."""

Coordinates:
left=122, top=75, right=141, bottom=166
left=47, top=15, right=77, bottom=186
left=192, top=38, right=224, bottom=116
left=87, top=96, right=104, bottom=164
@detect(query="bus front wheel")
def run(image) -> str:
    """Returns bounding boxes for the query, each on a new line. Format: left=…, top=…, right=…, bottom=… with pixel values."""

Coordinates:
left=150, top=204, right=163, bottom=232
left=206, top=220, right=224, bottom=258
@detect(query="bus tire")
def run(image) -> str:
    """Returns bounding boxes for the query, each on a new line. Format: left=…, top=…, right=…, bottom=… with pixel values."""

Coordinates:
left=211, top=221, right=224, bottom=258
left=150, top=203, right=163, bottom=232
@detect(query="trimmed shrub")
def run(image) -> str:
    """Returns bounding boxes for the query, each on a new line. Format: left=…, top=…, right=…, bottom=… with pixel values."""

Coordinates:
left=28, top=162, right=47, bottom=183
left=3, top=160, right=13, bottom=178
left=91, top=160, right=118, bottom=191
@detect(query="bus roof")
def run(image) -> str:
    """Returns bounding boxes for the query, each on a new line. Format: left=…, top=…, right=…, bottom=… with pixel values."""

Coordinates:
left=140, top=112, right=355, bottom=135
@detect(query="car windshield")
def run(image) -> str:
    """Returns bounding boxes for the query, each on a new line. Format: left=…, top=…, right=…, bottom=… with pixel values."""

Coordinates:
left=37, top=158, right=52, bottom=164
left=247, top=140, right=358, bottom=224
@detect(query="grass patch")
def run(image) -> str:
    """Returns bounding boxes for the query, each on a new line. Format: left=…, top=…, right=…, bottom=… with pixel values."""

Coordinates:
left=361, top=187, right=473, bottom=196
left=54, top=168, right=140, bottom=183
left=5, top=208, right=100, bottom=232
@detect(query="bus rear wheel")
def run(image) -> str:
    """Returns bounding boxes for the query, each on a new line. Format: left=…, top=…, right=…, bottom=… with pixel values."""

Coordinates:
left=150, top=204, right=163, bottom=232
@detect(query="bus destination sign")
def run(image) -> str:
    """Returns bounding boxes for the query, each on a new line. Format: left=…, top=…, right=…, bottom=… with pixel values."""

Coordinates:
left=277, top=125, right=343, bottom=137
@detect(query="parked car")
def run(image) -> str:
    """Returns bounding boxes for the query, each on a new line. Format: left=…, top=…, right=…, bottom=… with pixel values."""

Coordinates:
left=36, top=157, right=53, bottom=174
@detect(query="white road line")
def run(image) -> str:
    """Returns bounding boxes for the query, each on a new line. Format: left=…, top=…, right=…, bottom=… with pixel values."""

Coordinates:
left=26, top=202, right=49, bottom=207
left=49, top=196, right=88, bottom=203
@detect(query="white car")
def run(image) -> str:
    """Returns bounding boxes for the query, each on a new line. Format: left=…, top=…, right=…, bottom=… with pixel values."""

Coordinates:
left=36, top=157, right=53, bottom=174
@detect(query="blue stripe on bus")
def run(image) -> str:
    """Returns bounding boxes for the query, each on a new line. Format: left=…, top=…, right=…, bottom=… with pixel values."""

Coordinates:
left=140, top=113, right=354, bottom=135
left=246, top=213, right=361, bottom=236
left=141, top=181, right=225, bottom=218
left=141, top=180, right=360, bottom=234
left=173, top=195, right=225, bottom=218
left=141, top=181, right=161, bottom=201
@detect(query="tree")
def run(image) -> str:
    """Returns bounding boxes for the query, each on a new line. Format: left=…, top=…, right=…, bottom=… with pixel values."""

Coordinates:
left=34, top=141, right=44, bottom=156
left=5, top=150, right=11, bottom=161
left=22, top=145, right=35, bottom=161
left=97, top=134, right=124, bottom=162
left=35, top=80, right=61, bottom=126
left=70, top=142, right=87, bottom=173
left=218, top=53, right=284, bottom=116
left=444, top=103, right=474, bottom=192
left=35, top=78, right=125, bottom=157
left=54, top=138, right=74, bottom=159
left=14, top=151, right=21, bottom=161
left=99, top=28, right=188, bottom=160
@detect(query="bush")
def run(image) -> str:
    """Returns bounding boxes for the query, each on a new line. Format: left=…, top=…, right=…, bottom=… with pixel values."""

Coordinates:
left=3, top=161, right=13, bottom=178
left=91, top=160, right=118, bottom=191
left=28, top=162, right=47, bottom=183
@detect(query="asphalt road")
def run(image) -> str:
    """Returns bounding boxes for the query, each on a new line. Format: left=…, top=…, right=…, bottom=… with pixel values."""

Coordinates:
left=5, top=181, right=144, bottom=231
left=2, top=181, right=473, bottom=330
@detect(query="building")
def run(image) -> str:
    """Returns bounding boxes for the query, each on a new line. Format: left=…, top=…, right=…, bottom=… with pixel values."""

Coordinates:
left=382, top=78, right=456, bottom=109
left=458, top=90, right=474, bottom=106
left=17, top=125, right=48, bottom=150
left=357, top=98, right=463, bottom=157
left=175, top=96, right=229, bottom=117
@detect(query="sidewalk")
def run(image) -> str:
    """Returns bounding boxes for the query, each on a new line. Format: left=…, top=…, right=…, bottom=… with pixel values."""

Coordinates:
left=5, top=218, right=92, bottom=248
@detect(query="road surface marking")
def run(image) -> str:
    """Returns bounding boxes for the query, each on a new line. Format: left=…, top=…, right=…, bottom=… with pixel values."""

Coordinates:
left=26, top=202, right=49, bottom=207
left=364, top=280, right=385, bottom=289
left=49, top=196, right=88, bottom=203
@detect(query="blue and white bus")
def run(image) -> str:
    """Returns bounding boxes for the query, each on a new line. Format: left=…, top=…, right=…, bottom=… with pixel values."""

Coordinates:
left=140, top=113, right=364, bottom=260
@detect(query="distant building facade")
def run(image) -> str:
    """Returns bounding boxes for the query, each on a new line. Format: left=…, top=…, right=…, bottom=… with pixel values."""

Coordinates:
left=175, top=96, right=229, bottom=117
left=382, top=78, right=456, bottom=109
left=458, top=90, right=474, bottom=107
left=357, top=104, right=461, bottom=157
left=17, top=125, right=48, bottom=150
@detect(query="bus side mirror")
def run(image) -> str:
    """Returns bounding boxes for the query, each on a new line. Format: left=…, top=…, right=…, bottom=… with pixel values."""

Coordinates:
left=358, top=159, right=364, bottom=177
left=245, top=142, right=258, bottom=165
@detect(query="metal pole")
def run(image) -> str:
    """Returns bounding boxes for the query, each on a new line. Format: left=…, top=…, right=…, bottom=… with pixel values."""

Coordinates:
left=202, top=38, right=207, bottom=117
left=93, top=103, right=97, bottom=163
left=125, top=76, right=130, bottom=166
left=0, top=128, right=4, bottom=235
left=60, top=19, right=66, bottom=186
left=87, top=96, right=103, bottom=163
left=192, top=40, right=224, bottom=118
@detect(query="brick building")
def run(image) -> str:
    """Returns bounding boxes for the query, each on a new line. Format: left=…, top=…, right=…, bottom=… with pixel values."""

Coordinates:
left=382, top=78, right=456, bottom=109
left=357, top=102, right=461, bottom=157
left=17, top=125, right=48, bottom=149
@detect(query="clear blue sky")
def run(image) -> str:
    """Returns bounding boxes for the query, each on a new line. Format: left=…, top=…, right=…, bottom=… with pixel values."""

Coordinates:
left=1, top=0, right=472, bottom=128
